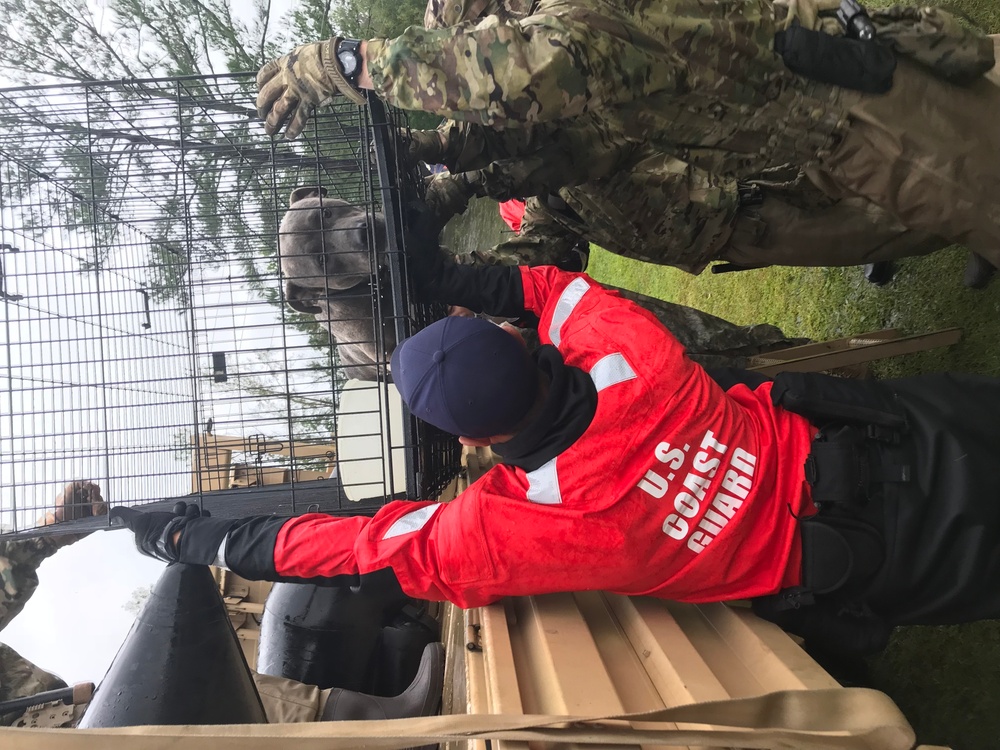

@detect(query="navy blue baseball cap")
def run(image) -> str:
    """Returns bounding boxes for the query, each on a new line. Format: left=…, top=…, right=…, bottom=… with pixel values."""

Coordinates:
left=390, top=317, right=538, bottom=438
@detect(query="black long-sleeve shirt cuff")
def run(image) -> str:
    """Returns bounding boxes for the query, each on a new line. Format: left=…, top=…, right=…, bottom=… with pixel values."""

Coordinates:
left=180, top=515, right=361, bottom=587
left=418, top=262, right=526, bottom=318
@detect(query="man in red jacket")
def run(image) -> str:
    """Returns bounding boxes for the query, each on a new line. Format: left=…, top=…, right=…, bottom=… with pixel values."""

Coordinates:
left=114, top=251, right=1000, bottom=653
left=116, top=262, right=814, bottom=604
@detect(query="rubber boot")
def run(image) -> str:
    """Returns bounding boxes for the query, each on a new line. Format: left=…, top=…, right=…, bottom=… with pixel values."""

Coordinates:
left=863, top=261, right=895, bottom=287
left=320, top=642, right=444, bottom=721
left=963, top=253, right=997, bottom=289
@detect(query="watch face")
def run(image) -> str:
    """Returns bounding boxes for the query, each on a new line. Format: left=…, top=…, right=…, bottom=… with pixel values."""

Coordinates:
left=338, top=50, right=358, bottom=77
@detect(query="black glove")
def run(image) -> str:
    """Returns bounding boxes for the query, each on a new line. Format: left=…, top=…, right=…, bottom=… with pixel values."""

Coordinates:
left=404, top=199, right=447, bottom=288
left=402, top=199, right=527, bottom=316
left=111, top=501, right=235, bottom=566
left=406, top=199, right=445, bottom=251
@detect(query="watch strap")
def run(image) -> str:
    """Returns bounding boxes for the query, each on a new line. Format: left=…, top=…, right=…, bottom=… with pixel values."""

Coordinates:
left=323, top=37, right=367, bottom=106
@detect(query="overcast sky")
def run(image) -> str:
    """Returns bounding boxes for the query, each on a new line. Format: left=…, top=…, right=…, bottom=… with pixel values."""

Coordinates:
left=2, top=531, right=166, bottom=684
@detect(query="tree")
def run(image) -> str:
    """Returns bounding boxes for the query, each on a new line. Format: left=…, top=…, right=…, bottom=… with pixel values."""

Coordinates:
left=122, top=583, right=153, bottom=616
left=326, top=0, right=427, bottom=39
left=0, top=0, right=422, bottom=402
left=0, top=0, right=429, bottom=85
left=0, top=0, right=288, bottom=82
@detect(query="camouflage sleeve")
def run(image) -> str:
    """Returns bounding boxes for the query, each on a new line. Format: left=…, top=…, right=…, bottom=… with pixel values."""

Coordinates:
left=365, top=8, right=684, bottom=126
left=555, top=152, right=742, bottom=274
left=412, top=120, right=570, bottom=175
left=458, top=116, right=636, bottom=200
left=0, top=535, right=86, bottom=630
left=0, top=643, right=67, bottom=720
left=466, top=197, right=588, bottom=267
left=431, top=119, right=542, bottom=173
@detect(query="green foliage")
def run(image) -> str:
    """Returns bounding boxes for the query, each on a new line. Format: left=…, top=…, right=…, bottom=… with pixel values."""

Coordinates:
left=0, top=0, right=359, bottom=445
left=287, top=0, right=336, bottom=43
left=0, top=0, right=284, bottom=82
left=328, top=0, right=427, bottom=39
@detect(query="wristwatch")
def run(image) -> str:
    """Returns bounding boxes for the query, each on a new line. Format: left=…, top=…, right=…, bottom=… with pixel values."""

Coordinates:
left=736, top=181, right=763, bottom=208
left=336, top=39, right=363, bottom=84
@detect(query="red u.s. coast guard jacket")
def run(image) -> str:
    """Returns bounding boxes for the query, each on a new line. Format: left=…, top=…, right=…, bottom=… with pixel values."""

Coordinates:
left=222, top=267, right=818, bottom=607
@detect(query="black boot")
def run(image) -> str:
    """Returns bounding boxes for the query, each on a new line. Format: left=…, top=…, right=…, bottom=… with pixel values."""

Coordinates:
left=963, top=253, right=996, bottom=289
left=862, top=262, right=895, bottom=287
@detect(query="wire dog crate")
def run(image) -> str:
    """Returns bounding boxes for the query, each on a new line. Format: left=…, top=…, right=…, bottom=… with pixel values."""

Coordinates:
left=0, top=74, right=461, bottom=537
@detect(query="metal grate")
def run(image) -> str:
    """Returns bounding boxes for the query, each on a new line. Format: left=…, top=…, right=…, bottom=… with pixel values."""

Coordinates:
left=0, top=73, right=460, bottom=537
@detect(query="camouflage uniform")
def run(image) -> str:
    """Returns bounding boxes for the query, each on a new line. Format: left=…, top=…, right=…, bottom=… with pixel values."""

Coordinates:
left=368, top=0, right=855, bottom=176
left=366, top=0, right=1000, bottom=258
left=423, top=123, right=950, bottom=273
left=412, top=0, right=947, bottom=273
left=602, top=285, right=809, bottom=369
left=419, top=113, right=638, bottom=204
left=421, top=3, right=810, bottom=358
left=0, top=643, right=66, bottom=725
left=501, top=283, right=808, bottom=370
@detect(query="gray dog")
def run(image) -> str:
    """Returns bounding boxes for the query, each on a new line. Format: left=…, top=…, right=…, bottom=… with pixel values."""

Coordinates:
left=280, top=187, right=394, bottom=381
left=279, top=186, right=805, bottom=381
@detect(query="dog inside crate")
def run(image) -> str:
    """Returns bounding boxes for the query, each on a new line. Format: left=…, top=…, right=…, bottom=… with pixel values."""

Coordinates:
left=0, top=74, right=460, bottom=537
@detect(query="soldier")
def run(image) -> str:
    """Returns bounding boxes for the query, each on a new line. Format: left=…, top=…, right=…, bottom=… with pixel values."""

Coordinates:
left=410, top=0, right=961, bottom=279
left=416, top=123, right=949, bottom=276
left=255, top=0, right=1000, bottom=280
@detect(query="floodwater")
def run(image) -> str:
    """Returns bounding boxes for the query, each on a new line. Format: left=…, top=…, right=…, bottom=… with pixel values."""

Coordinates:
left=441, top=197, right=514, bottom=257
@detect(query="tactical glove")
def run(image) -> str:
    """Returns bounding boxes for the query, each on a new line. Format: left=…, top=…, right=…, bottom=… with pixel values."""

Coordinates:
left=424, top=174, right=473, bottom=224
left=256, top=37, right=366, bottom=140
left=403, top=129, right=449, bottom=166
left=111, top=501, right=235, bottom=566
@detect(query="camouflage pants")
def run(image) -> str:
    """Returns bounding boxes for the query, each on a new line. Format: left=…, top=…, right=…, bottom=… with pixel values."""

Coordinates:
left=809, top=40, right=1000, bottom=260
left=721, top=192, right=949, bottom=269
left=507, top=285, right=807, bottom=369
left=0, top=643, right=66, bottom=725
left=607, top=286, right=808, bottom=370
